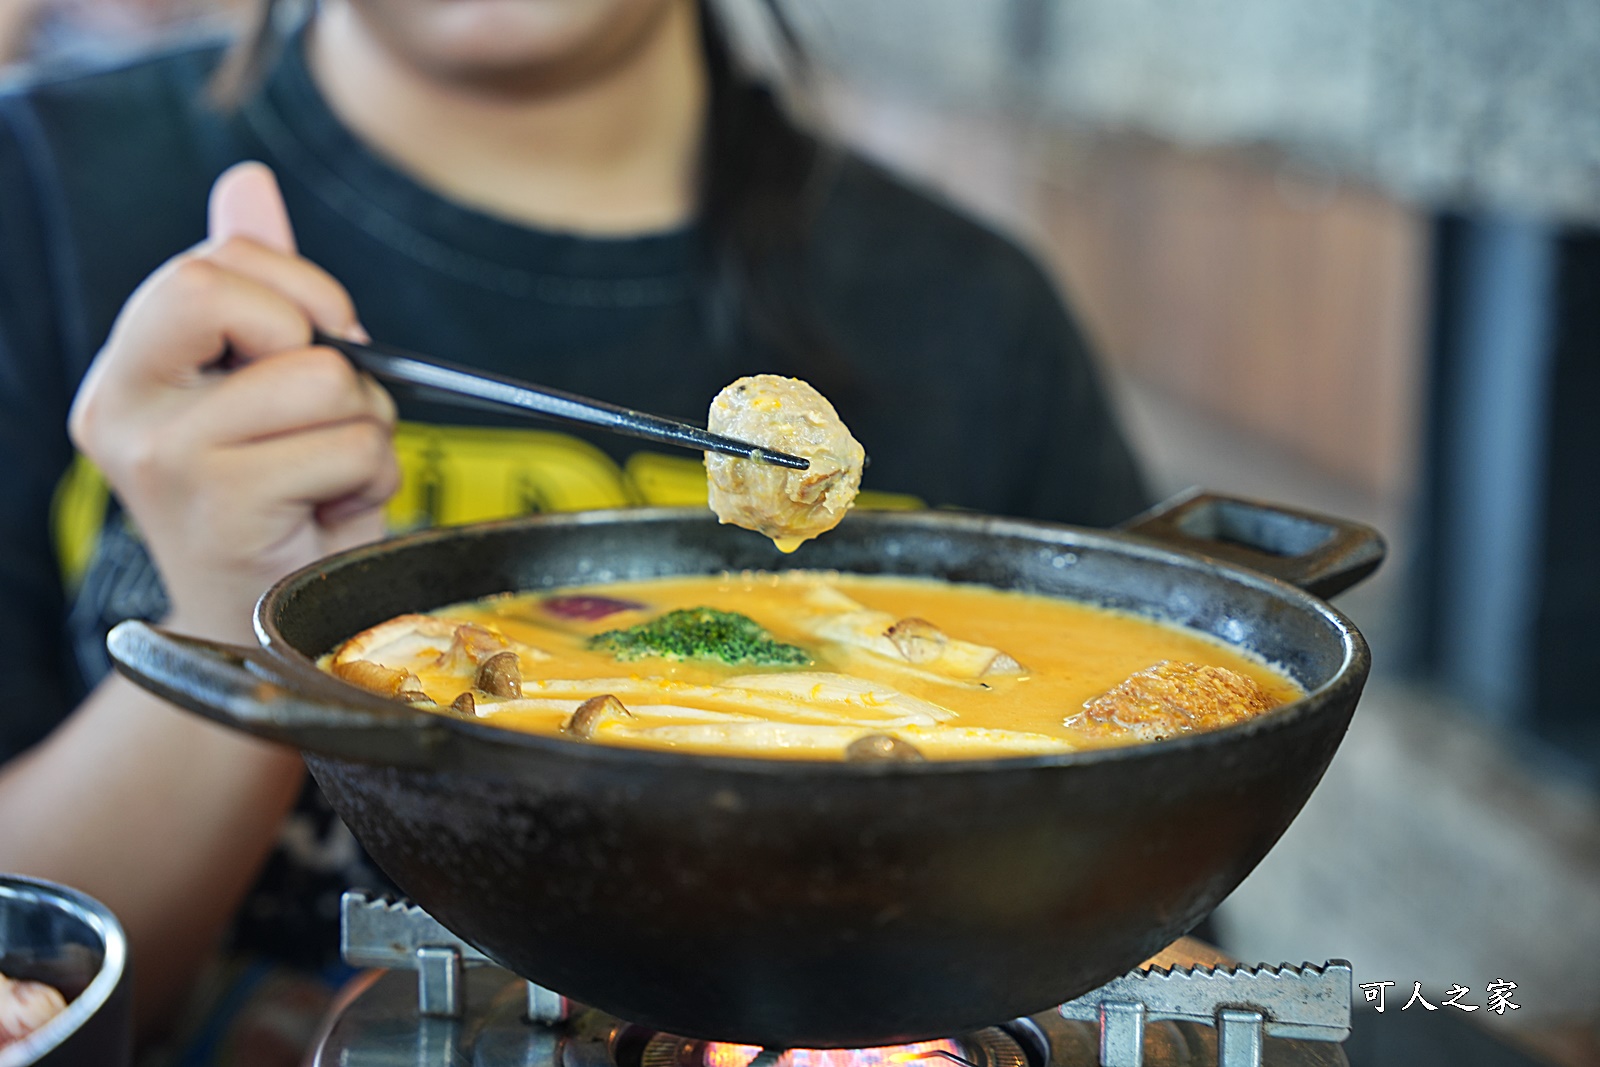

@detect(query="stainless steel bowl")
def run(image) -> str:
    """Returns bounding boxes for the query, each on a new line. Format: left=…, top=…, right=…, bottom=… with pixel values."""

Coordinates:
left=0, top=876, right=130, bottom=1067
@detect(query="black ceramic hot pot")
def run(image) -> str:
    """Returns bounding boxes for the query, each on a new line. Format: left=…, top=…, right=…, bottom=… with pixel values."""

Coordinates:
left=107, top=491, right=1381, bottom=1049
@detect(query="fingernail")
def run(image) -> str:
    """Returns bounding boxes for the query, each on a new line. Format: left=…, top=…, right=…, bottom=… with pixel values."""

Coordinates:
left=345, top=322, right=371, bottom=344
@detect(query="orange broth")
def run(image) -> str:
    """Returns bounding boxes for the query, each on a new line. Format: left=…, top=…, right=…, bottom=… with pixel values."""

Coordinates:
left=394, top=571, right=1300, bottom=759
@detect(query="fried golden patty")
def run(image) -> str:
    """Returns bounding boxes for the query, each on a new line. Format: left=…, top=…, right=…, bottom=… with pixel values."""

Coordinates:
left=1076, top=660, right=1275, bottom=741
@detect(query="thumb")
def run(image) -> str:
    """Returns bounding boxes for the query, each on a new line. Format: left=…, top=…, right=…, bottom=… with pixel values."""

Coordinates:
left=208, top=161, right=297, bottom=253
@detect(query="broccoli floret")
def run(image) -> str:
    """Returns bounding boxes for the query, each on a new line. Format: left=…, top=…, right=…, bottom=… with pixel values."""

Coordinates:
left=588, top=607, right=811, bottom=667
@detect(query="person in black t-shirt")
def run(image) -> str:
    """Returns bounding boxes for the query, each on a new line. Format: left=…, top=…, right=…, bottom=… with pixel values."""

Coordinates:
left=0, top=0, right=1147, bottom=1053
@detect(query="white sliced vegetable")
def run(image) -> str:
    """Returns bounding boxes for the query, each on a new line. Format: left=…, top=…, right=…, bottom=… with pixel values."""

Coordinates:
left=723, top=671, right=954, bottom=723
left=797, top=590, right=1025, bottom=680
left=896, top=725, right=1078, bottom=755
left=332, top=614, right=457, bottom=667
left=485, top=697, right=760, bottom=724
left=332, top=615, right=549, bottom=680
left=802, top=585, right=864, bottom=613
left=508, top=673, right=950, bottom=728
left=623, top=722, right=1072, bottom=756
left=630, top=723, right=869, bottom=751
left=617, top=704, right=763, bottom=723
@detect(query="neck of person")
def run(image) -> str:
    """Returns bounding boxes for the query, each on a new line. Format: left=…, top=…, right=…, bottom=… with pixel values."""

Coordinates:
left=306, top=0, right=707, bottom=236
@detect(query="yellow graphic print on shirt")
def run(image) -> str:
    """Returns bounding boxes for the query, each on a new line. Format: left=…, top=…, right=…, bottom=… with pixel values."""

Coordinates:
left=52, top=423, right=923, bottom=586
left=386, top=424, right=637, bottom=528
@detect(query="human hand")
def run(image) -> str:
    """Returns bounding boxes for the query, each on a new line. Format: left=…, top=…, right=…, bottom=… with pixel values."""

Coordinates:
left=68, top=162, right=399, bottom=643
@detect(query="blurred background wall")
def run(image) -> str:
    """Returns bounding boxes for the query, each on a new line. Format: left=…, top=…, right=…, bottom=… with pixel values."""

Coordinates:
left=4, top=1, right=1597, bottom=1063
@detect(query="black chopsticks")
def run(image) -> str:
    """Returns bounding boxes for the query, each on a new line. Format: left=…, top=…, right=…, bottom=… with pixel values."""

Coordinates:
left=315, top=332, right=809, bottom=471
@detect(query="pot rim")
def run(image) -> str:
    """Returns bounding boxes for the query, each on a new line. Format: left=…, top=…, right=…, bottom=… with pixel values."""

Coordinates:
left=0, top=875, right=128, bottom=1067
left=255, top=506, right=1370, bottom=778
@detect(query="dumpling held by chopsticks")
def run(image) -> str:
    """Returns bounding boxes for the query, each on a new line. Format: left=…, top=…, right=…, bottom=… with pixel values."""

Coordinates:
left=705, top=375, right=866, bottom=552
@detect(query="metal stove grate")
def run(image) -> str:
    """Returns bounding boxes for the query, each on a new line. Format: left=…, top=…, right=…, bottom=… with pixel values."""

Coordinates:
left=341, top=891, right=569, bottom=1023
left=339, top=891, right=1352, bottom=1067
left=1057, top=959, right=1352, bottom=1067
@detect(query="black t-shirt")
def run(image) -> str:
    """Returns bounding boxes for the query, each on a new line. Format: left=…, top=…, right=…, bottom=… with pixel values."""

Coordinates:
left=0, top=37, right=1148, bottom=966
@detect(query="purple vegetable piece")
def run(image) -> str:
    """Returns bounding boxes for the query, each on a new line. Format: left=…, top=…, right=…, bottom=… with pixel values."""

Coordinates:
left=543, top=595, right=647, bottom=621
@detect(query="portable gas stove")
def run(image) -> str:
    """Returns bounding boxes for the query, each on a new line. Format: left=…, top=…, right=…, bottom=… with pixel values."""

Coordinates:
left=311, top=893, right=1353, bottom=1067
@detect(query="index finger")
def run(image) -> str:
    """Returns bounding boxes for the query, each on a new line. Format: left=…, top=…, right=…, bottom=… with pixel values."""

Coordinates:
left=205, top=162, right=365, bottom=344
left=204, top=236, right=365, bottom=348
left=90, top=255, right=315, bottom=395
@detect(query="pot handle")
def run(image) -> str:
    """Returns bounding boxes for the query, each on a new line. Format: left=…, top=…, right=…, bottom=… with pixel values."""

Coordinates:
left=106, top=620, right=449, bottom=767
left=1114, top=488, right=1385, bottom=599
